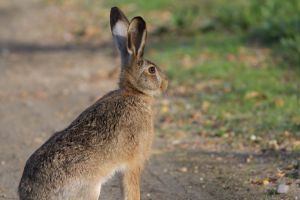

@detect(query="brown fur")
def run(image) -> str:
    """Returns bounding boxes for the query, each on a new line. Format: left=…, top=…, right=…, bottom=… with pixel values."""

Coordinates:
left=18, top=7, right=167, bottom=200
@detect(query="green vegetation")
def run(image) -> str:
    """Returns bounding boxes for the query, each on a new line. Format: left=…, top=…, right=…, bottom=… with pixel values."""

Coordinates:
left=152, top=33, right=299, bottom=143
left=47, top=0, right=300, bottom=148
left=105, top=0, right=300, bottom=66
left=103, top=0, right=300, bottom=146
left=215, top=0, right=300, bottom=66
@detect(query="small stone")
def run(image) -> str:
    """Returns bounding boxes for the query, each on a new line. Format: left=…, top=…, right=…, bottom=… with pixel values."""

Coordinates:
left=277, top=183, right=289, bottom=194
left=172, top=140, right=180, bottom=145
left=216, top=157, right=223, bottom=161
left=250, top=135, right=257, bottom=141
left=246, top=155, right=253, bottom=163
left=179, top=167, right=188, bottom=173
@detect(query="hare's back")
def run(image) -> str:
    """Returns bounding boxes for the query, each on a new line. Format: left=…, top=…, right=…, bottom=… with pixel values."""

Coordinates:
left=19, top=91, right=151, bottom=198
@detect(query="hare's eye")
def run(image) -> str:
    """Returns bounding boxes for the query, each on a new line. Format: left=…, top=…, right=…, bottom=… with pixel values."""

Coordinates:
left=148, top=66, right=156, bottom=74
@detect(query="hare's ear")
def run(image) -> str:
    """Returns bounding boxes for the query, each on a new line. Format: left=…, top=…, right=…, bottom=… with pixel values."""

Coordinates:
left=127, top=16, right=147, bottom=59
left=110, top=7, right=130, bottom=66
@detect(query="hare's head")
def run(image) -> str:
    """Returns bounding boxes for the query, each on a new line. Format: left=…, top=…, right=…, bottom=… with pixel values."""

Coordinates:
left=110, top=7, right=168, bottom=96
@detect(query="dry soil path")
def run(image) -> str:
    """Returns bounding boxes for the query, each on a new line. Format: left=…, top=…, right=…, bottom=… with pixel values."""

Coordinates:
left=1, top=1, right=294, bottom=200
left=0, top=0, right=213, bottom=199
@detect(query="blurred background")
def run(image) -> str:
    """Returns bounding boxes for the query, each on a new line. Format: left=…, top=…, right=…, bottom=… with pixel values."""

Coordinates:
left=0, top=0, right=299, bottom=199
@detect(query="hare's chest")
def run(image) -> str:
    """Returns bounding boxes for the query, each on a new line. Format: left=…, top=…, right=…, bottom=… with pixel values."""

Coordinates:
left=136, top=123, right=154, bottom=157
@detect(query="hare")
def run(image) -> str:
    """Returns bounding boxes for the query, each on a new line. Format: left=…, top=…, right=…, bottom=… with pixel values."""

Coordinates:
left=18, top=7, right=168, bottom=200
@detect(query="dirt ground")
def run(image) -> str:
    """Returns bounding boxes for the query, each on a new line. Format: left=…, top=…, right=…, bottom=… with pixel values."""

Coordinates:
left=0, top=0, right=299, bottom=199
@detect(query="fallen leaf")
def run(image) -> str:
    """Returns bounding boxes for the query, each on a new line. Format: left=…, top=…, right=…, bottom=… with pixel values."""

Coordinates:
left=292, top=116, right=300, bottom=125
left=268, top=140, right=279, bottom=150
left=226, top=54, right=236, bottom=62
left=161, top=105, right=169, bottom=113
left=275, top=98, right=284, bottom=107
left=201, top=101, right=210, bottom=112
left=251, top=178, right=270, bottom=185
left=292, top=140, right=300, bottom=149
left=285, top=164, right=295, bottom=170
left=268, top=177, right=278, bottom=183
left=262, top=179, right=270, bottom=185
left=276, top=171, right=285, bottom=178
left=245, top=91, right=260, bottom=99
left=191, top=111, right=202, bottom=121
left=283, top=131, right=291, bottom=138
left=181, top=54, right=193, bottom=69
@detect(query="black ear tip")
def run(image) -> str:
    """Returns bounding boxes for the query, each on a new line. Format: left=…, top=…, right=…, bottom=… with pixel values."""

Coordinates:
left=110, top=6, right=120, bottom=18
left=131, top=16, right=146, bottom=30
left=132, top=16, right=146, bottom=24
left=110, top=7, right=121, bottom=28
left=111, top=7, right=119, bottom=13
left=110, top=7, right=129, bottom=29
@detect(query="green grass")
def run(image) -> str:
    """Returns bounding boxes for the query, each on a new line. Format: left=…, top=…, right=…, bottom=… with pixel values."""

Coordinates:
left=149, top=32, right=300, bottom=141
left=105, top=0, right=300, bottom=66
left=105, top=0, right=300, bottom=143
left=47, top=0, right=300, bottom=146
left=105, top=0, right=174, bottom=11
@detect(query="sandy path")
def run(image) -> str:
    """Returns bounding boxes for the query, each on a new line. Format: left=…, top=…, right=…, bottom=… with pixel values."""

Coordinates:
left=3, top=1, right=296, bottom=199
left=0, top=0, right=212, bottom=199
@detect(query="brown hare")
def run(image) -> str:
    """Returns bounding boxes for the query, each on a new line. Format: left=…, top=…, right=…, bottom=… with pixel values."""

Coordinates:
left=18, top=7, right=168, bottom=200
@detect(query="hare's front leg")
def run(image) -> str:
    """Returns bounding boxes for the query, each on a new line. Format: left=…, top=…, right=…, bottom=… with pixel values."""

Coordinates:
left=121, top=164, right=142, bottom=200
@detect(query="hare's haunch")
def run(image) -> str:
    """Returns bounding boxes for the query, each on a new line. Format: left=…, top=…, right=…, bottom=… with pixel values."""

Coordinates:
left=18, top=7, right=168, bottom=200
